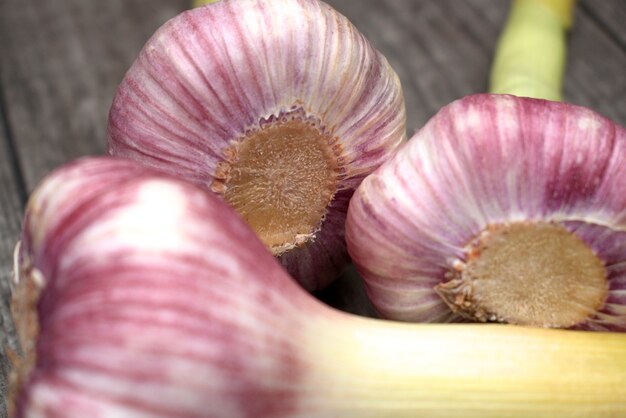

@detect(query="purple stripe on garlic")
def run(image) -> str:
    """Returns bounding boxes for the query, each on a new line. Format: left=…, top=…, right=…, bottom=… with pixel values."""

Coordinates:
left=346, top=94, right=626, bottom=330
left=107, top=0, right=406, bottom=291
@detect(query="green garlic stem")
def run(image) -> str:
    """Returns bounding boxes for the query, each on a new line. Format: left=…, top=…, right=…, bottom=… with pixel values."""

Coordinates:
left=193, top=0, right=220, bottom=7
left=489, top=0, right=575, bottom=101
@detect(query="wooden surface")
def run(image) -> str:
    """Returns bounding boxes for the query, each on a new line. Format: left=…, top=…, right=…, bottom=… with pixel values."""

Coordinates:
left=0, top=0, right=624, bottom=415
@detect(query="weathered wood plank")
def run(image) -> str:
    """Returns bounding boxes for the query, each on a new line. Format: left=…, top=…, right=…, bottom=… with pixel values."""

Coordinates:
left=0, top=0, right=189, bottom=192
left=0, top=105, right=24, bottom=418
left=579, top=0, right=626, bottom=49
left=565, top=4, right=626, bottom=126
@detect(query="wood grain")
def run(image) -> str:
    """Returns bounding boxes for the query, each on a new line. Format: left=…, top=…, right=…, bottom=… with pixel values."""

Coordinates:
left=565, top=4, right=626, bottom=125
left=0, top=0, right=189, bottom=191
left=0, top=101, right=23, bottom=418
left=580, top=0, right=626, bottom=49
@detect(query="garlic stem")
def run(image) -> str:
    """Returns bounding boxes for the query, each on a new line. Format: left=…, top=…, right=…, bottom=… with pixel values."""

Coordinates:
left=193, top=0, right=220, bottom=7
left=489, top=0, right=575, bottom=101
left=307, top=316, right=626, bottom=417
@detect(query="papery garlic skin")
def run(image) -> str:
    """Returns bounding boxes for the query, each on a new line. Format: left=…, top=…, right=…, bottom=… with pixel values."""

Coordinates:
left=346, top=94, right=626, bottom=330
left=107, top=0, right=406, bottom=291
left=12, top=157, right=321, bottom=418
left=11, top=157, right=626, bottom=418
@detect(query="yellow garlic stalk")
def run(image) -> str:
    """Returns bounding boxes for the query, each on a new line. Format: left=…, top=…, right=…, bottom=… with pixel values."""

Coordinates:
left=490, top=0, right=575, bottom=100
left=193, top=0, right=220, bottom=6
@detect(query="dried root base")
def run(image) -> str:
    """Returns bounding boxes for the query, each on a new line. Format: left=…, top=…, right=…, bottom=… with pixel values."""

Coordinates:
left=7, top=255, right=43, bottom=417
left=435, top=277, right=505, bottom=323
left=436, top=222, right=608, bottom=328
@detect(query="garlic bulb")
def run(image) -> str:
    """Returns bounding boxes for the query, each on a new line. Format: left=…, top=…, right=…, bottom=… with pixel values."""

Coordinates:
left=346, top=93, right=626, bottom=330
left=10, top=157, right=626, bottom=417
left=107, top=0, right=406, bottom=291
left=11, top=157, right=316, bottom=417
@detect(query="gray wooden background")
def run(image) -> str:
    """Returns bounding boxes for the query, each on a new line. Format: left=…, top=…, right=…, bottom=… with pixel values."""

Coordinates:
left=0, top=1, right=624, bottom=416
